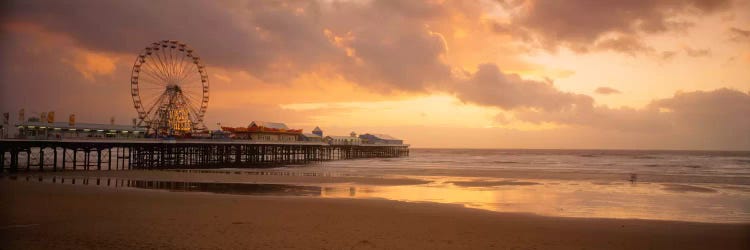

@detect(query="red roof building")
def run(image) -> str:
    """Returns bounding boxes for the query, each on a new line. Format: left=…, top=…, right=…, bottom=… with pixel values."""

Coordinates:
left=221, top=121, right=302, bottom=142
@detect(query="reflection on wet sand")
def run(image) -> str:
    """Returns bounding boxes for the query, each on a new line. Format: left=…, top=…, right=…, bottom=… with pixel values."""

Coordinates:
left=129, top=180, right=322, bottom=196
left=448, top=180, right=540, bottom=187
left=2, top=174, right=748, bottom=223
left=319, top=178, right=749, bottom=223
left=2, top=175, right=322, bottom=196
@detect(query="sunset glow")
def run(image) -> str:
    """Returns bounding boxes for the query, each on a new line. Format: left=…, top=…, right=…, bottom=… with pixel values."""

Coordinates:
left=1, top=0, right=749, bottom=149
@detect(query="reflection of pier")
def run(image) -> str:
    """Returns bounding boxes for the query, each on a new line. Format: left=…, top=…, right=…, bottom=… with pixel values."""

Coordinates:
left=0, top=139, right=409, bottom=171
left=2, top=175, right=323, bottom=196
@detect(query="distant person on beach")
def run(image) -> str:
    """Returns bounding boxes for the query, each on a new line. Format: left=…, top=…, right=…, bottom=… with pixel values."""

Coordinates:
left=629, top=173, right=638, bottom=183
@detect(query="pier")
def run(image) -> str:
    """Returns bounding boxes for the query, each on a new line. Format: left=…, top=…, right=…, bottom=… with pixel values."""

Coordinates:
left=0, top=139, right=409, bottom=172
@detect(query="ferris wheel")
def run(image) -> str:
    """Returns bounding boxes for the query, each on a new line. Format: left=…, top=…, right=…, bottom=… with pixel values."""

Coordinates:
left=130, top=40, right=209, bottom=135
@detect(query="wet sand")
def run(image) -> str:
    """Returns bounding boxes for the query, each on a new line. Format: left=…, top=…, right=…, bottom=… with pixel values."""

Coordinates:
left=1, top=181, right=748, bottom=249
left=7, top=170, right=750, bottom=223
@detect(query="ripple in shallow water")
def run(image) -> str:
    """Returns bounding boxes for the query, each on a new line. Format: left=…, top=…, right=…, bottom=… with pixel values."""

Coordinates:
left=661, top=184, right=717, bottom=193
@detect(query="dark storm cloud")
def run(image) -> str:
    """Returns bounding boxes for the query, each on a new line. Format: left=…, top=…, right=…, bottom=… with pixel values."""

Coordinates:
left=3, top=1, right=265, bottom=65
left=0, top=31, right=135, bottom=123
left=1, top=0, right=456, bottom=91
left=2, top=0, right=345, bottom=80
left=497, top=0, right=732, bottom=54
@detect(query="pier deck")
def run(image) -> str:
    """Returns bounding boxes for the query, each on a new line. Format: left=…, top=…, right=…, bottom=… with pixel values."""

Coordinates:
left=0, top=139, right=409, bottom=171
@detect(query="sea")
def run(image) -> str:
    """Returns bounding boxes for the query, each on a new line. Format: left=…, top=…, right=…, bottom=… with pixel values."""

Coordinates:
left=318, top=148, right=750, bottom=184
left=300, top=148, right=750, bottom=223
left=5, top=148, right=750, bottom=223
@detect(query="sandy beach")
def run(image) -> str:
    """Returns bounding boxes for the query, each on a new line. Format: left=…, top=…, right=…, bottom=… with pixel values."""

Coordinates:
left=1, top=180, right=748, bottom=250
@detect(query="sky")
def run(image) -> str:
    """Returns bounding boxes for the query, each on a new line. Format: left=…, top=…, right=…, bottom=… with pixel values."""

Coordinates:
left=1, top=0, right=749, bottom=150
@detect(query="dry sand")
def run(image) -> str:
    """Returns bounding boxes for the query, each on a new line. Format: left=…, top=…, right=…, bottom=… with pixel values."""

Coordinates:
left=1, top=181, right=748, bottom=249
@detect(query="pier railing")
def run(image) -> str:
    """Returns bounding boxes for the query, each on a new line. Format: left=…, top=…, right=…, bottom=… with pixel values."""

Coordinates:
left=0, top=139, right=409, bottom=171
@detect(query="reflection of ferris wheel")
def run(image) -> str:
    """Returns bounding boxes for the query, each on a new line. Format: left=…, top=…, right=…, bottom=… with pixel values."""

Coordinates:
left=130, top=40, right=209, bottom=135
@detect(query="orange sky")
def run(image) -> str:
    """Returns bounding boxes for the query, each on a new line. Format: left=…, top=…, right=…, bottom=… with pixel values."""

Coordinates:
left=1, top=0, right=749, bottom=150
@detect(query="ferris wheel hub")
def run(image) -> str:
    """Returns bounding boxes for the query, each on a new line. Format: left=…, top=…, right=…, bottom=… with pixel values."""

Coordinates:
left=166, top=84, right=181, bottom=93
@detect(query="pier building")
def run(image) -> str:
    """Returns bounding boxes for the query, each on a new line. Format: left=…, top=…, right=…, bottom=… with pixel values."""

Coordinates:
left=221, top=121, right=302, bottom=142
left=325, top=132, right=362, bottom=145
left=16, top=121, right=146, bottom=140
left=359, top=133, right=403, bottom=145
left=301, top=133, right=323, bottom=142
left=312, top=126, right=323, bottom=136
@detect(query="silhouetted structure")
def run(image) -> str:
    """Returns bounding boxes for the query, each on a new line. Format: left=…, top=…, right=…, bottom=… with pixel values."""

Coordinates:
left=0, top=139, right=409, bottom=171
left=312, top=126, right=323, bottom=137
left=359, top=133, right=403, bottom=145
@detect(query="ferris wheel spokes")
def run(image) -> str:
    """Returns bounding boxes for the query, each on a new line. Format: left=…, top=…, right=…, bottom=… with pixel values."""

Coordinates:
left=130, top=40, right=209, bottom=135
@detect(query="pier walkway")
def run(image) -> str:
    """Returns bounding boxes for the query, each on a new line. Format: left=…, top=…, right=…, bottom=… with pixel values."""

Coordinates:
left=0, top=139, right=409, bottom=171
